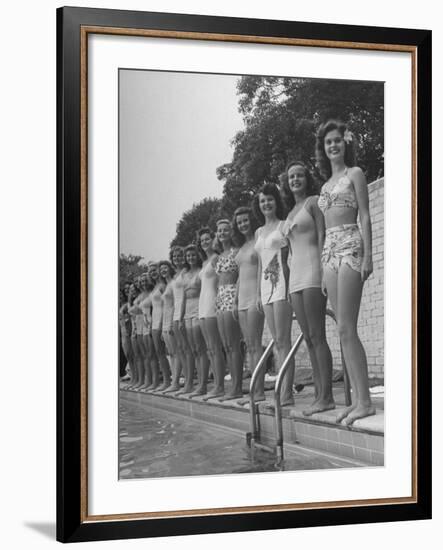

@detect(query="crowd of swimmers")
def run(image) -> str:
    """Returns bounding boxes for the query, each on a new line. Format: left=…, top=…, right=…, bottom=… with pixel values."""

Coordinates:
left=119, top=120, right=377, bottom=426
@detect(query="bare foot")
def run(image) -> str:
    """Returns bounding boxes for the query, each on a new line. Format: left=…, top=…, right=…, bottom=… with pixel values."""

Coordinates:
left=188, top=387, right=207, bottom=399
left=303, top=400, right=336, bottom=416
left=162, top=384, right=181, bottom=393
left=219, top=392, right=243, bottom=402
left=343, top=405, right=376, bottom=426
left=203, top=389, right=225, bottom=401
left=280, top=397, right=295, bottom=407
left=175, top=386, right=194, bottom=396
left=237, top=394, right=266, bottom=406
left=335, top=405, right=356, bottom=423
left=154, top=382, right=170, bottom=392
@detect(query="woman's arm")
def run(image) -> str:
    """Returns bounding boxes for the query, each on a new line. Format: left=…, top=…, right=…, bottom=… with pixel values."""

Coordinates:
left=309, top=195, right=326, bottom=260
left=281, top=245, right=290, bottom=300
left=351, top=167, right=373, bottom=282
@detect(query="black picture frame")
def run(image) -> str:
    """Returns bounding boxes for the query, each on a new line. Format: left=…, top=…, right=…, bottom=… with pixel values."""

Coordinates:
left=57, top=6, right=432, bottom=543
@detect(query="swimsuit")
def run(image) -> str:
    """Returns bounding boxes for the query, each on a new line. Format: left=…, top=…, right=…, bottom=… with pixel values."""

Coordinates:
left=119, top=309, right=131, bottom=338
left=183, top=270, right=201, bottom=320
left=151, top=285, right=164, bottom=331
left=318, top=168, right=363, bottom=273
left=199, top=258, right=218, bottom=319
left=254, top=221, right=288, bottom=305
left=235, top=241, right=259, bottom=311
left=318, top=167, right=358, bottom=213
left=215, top=248, right=238, bottom=313
left=172, top=269, right=186, bottom=322
left=282, top=197, right=322, bottom=293
left=322, top=224, right=363, bottom=273
left=139, top=294, right=153, bottom=336
left=161, top=281, right=175, bottom=332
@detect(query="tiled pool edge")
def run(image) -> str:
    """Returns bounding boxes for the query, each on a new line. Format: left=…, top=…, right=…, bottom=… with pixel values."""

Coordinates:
left=121, top=389, right=384, bottom=467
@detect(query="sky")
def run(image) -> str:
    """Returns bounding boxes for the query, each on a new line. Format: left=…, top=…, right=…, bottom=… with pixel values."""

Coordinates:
left=119, top=69, right=244, bottom=262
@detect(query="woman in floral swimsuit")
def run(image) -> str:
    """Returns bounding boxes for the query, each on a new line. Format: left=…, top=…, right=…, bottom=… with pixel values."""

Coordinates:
left=316, top=119, right=375, bottom=426
left=253, top=182, right=294, bottom=407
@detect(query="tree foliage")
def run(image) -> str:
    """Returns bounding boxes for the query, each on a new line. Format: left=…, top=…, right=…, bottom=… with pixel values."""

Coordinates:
left=170, top=197, right=223, bottom=248
left=217, top=76, right=384, bottom=216
left=119, top=253, right=147, bottom=286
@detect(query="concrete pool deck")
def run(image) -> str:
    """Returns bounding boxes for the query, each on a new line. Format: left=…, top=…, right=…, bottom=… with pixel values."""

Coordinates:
left=120, top=378, right=384, bottom=467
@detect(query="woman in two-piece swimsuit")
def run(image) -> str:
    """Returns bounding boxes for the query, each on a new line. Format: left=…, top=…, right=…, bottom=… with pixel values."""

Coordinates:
left=282, top=161, right=335, bottom=415
left=148, top=262, right=171, bottom=392
left=253, top=182, right=294, bottom=407
left=196, top=227, right=226, bottom=400
left=316, top=119, right=375, bottom=425
left=170, top=246, right=194, bottom=396
left=215, top=219, right=243, bottom=400
left=232, top=207, right=265, bottom=405
left=159, top=260, right=181, bottom=393
left=119, top=286, right=134, bottom=387
left=182, top=244, right=209, bottom=397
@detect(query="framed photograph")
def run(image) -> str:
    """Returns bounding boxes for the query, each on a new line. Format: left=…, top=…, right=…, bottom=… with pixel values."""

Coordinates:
left=57, top=6, right=431, bottom=543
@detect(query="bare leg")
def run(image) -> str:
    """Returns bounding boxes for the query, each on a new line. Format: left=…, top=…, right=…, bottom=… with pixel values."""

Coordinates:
left=291, top=291, right=321, bottom=407
left=145, top=334, right=160, bottom=390
left=217, top=312, right=243, bottom=400
left=201, top=318, right=225, bottom=400
left=141, top=335, right=153, bottom=388
left=152, top=330, right=171, bottom=391
left=264, top=300, right=294, bottom=407
left=237, top=307, right=265, bottom=405
left=162, top=331, right=181, bottom=392
left=121, top=337, right=134, bottom=387
left=189, top=320, right=209, bottom=398
left=136, top=335, right=148, bottom=390
left=335, top=264, right=375, bottom=425
left=129, top=337, right=142, bottom=388
left=177, top=320, right=196, bottom=395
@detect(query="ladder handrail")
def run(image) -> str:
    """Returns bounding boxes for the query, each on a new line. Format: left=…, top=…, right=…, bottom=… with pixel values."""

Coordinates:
left=248, top=339, right=274, bottom=444
left=273, top=308, right=351, bottom=460
left=274, top=333, right=304, bottom=459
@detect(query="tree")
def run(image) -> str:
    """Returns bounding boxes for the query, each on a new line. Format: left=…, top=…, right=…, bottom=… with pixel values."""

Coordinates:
left=170, top=197, right=223, bottom=248
left=217, top=76, right=384, bottom=208
left=119, top=253, right=147, bottom=286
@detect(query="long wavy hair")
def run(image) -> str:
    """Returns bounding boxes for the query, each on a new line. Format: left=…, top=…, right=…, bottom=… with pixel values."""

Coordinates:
left=281, top=161, right=318, bottom=211
left=232, top=206, right=259, bottom=246
left=196, top=226, right=216, bottom=259
left=315, top=119, right=357, bottom=181
left=252, top=182, right=286, bottom=226
left=169, top=245, right=188, bottom=271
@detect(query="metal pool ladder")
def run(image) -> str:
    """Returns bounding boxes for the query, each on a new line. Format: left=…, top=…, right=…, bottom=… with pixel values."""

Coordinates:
left=246, top=309, right=351, bottom=460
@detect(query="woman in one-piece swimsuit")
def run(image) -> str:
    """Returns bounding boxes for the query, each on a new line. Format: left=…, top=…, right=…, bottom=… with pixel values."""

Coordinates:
left=119, top=286, right=134, bottom=387
left=182, top=244, right=209, bottom=397
left=148, top=262, right=171, bottom=391
left=282, top=161, right=335, bottom=415
left=214, top=219, right=244, bottom=400
left=196, top=227, right=226, bottom=401
left=316, top=119, right=375, bottom=425
left=138, top=274, right=160, bottom=390
left=159, top=260, right=181, bottom=393
left=232, top=207, right=265, bottom=405
left=170, top=246, right=194, bottom=396
left=127, top=282, right=143, bottom=389
left=253, top=182, right=294, bottom=407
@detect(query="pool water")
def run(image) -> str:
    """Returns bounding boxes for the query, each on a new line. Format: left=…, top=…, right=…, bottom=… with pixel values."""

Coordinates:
left=119, top=393, right=363, bottom=479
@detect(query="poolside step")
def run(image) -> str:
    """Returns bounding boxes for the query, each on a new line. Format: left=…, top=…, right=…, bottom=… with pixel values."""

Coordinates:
left=120, top=385, right=384, bottom=467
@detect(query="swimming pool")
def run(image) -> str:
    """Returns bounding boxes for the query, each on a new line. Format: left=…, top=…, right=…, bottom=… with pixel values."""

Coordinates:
left=119, top=392, right=365, bottom=479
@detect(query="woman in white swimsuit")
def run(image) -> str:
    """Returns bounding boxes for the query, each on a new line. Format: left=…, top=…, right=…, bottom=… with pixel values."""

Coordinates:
left=282, top=161, right=335, bottom=415
left=232, top=207, right=265, bottom=405
left=253, top=182, right=294, bottom=407
left=170, top=246, right=194, bottom=395
left=119, top=286, right=134, bottom=387
left=316, top=119, right=375, bottom=425
left=182, top=244, right=209, bottom=398
left=196, top=227, right=226, bottom=400
left=148, top=262, right=171, bottom=392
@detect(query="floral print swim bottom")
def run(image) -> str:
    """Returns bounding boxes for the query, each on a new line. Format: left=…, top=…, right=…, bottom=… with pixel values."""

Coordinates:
left=216, top=284, right=237, bottom=313
left=322, top=224, right=363, bottom=273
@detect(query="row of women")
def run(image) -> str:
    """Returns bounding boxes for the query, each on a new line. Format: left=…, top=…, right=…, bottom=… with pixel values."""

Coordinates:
left=119, top=120, right=377, bottom=426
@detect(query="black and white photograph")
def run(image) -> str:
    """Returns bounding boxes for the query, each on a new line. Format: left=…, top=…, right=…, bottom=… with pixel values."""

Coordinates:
left=118, top=68, right=385, bottom=480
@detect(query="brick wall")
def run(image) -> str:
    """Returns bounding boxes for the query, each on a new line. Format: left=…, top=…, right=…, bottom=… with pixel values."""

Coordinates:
left=261, top=178, right=384, bottom=379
